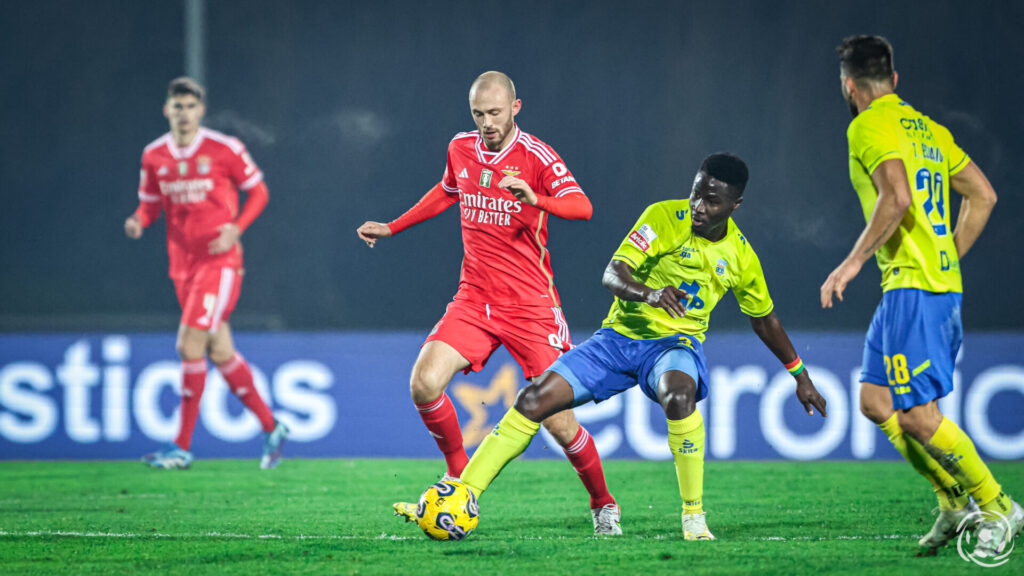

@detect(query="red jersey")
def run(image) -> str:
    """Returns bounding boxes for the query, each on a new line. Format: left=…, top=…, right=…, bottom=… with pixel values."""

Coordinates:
left=137, top=127, right=263, bottom=279
left=441, top=126, right=586, bottom=307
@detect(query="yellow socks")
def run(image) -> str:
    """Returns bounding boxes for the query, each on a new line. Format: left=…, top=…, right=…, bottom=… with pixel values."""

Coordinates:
left=925, top=417, right=1012, bottom=515
left=879, top=414, right=967, bottom=511
left=668, top=411, right=705, bottom=515
left=460, top=408, right=540, bottom=497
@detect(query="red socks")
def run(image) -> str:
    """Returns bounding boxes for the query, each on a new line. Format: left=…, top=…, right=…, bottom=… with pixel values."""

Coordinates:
left=175, top=359, right=207, bottom=451
left=416, top=394, right=468, bottom=477
left=218, top=353, right=275, bottom=432
left=563, top=426, right=616, bottom=509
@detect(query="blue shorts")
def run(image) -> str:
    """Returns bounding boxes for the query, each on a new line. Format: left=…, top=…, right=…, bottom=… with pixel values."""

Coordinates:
left=547, top=328, right=709, bottom=406
left=861, top=288, right=963, bottom=410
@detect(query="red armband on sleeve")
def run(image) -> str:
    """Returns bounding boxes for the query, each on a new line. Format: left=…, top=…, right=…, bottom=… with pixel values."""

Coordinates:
left=134, top=202, right=162, bottom=228
left=236, top=181, right=269, bottom=233
left=533, top=191, right=593, bottom=221
left=387, top=182, right=458, bottom=234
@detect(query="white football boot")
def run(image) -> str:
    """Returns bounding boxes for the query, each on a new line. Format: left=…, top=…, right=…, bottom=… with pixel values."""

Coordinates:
left=918, top=500, right=980, bottom=551
left=591, top=503, right=622, bottom=536
left=973, top=501, right=1024, bottom=559
left=682, top=511, right=715, bottom=541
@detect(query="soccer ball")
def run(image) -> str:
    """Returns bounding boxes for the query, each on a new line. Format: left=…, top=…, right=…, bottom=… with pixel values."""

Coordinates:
left=415, top=479, right=479, bottom=540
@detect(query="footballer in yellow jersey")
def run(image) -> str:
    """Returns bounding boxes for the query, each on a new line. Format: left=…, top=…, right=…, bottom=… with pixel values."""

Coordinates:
left=458, top=153, right=827, bottom=541
left=603, top=199, right=773, bottom=342
left=823, top=35, right=1019, bottom=557
left=848, top=93, right=969, bottom=294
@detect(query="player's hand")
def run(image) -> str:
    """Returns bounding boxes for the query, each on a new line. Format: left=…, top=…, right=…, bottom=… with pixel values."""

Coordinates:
left=820, top=258, right=862, bottom=309
left=125, top=215, right=143, bottom=239
left=498, top=176, right=537, bottom=206
left=794, top=371, right=828, bottom=417
left=209, top=223, right=241, bottom=255
left=645, top=285, right=690, bottom=319
left=357, top=221, right=392, bottom=248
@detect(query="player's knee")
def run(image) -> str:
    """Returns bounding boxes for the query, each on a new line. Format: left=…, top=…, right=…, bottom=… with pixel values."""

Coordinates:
left=896, top=410, right=938, bottom=443
left=409, top=364, right=448, bottom=402
left=896, top=412, right=924, bottom=441
left=859, top=397, right=887, bottom=425
left=175, top=339, right=203, bottom=361
left=514, top=384, right=548, bottom=422
left=207, top=342, right=235, bottom=365
left=658, top=379, right=697, bottom=418
left=859, top=385, right=894, bottom=425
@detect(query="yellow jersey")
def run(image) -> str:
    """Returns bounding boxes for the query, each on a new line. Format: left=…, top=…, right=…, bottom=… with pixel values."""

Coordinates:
left=847, top=93, right=970, bottom=293
left=603, top=199, right=773, bottom=341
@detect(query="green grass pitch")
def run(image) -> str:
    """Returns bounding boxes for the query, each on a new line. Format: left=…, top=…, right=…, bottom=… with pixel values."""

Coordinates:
left=1, top=458, right=1021, bottom=575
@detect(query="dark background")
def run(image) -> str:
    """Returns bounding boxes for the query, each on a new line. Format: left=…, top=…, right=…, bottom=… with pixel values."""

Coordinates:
left=2, top=1, right=1021, bottom=333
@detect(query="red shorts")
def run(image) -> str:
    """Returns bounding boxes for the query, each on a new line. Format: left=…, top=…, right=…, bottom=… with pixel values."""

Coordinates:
left=173, top=265, right=243, bottom=333
left=424, top=299, right=572, bottom=380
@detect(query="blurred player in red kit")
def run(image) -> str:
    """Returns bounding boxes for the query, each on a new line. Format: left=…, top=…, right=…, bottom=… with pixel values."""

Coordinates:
left=125, top=77, right=288, bottom=470
left=358, top=71, right=621, bottom=535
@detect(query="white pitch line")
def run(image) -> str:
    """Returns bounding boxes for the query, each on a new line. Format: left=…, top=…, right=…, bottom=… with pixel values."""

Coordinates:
left=0, top=530, right=920, bottom=543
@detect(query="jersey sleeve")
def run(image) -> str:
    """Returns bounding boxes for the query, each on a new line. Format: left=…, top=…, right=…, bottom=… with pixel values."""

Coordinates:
left=537, top=149, right=585, bottom=199
left=733, top=242, right=774, bottom=317
left=848, top=114, right=901, bottom=175
left=441, top=142, right=460, bottom=194
left=225, top=141, right=264, bottom=191
left=940, top=125, right=972, bottom=176
left=138, top=154, right=160, bottom=203
left=611, top=203, right=674, bottom=270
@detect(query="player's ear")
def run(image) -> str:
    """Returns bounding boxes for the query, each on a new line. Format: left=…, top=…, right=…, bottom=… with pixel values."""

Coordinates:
left=844, top=75, right=857, bottom=97
left=512, top=99, right=522, bottom=117
left=891, top=71, right=899, bottom=90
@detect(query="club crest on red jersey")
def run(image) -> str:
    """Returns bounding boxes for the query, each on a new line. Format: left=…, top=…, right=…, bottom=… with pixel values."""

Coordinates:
left=197, top=155, right=211, bottom=175
left=501, top=165, right=521, bottom=177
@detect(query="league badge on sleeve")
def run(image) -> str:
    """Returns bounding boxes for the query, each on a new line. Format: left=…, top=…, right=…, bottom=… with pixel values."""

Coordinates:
left=628, top=223, right=658, bottom=252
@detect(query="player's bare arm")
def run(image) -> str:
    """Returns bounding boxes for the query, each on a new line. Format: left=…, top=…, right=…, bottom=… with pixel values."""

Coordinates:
left=602, top=260, right=689, bottom=319
left=125, top=214, right=143, bottom=239
left=820, top=158, right=912, bottom=308
left=949, top=161, right=997, bottom=259
left=498, top=175, right=537, bottom=206
left=749, top=312, right=828, bottom=417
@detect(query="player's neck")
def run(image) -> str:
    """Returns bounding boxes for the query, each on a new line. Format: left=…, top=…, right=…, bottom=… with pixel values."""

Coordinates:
left=171, top=128, right=200, bottom=148
left=854, top=87, right=894, bottom=114
left=694, top=223, right=728, bottom=243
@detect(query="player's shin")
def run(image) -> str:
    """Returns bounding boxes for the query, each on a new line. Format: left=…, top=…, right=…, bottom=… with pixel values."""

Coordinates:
left=415, top=393, right=468, bottom=477
left=879, top=414, right=968, bottom=511
left=219, top=353, right=275, bottom=432
left=461, top=408, right=540, bottom=497
left=925, top=417, right=1013, bottom=516
left=667, top=411, right=705, bottom=514
left=175, top=359, right=207, bottom=451
left=563, top=426, right=616, bottom=509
